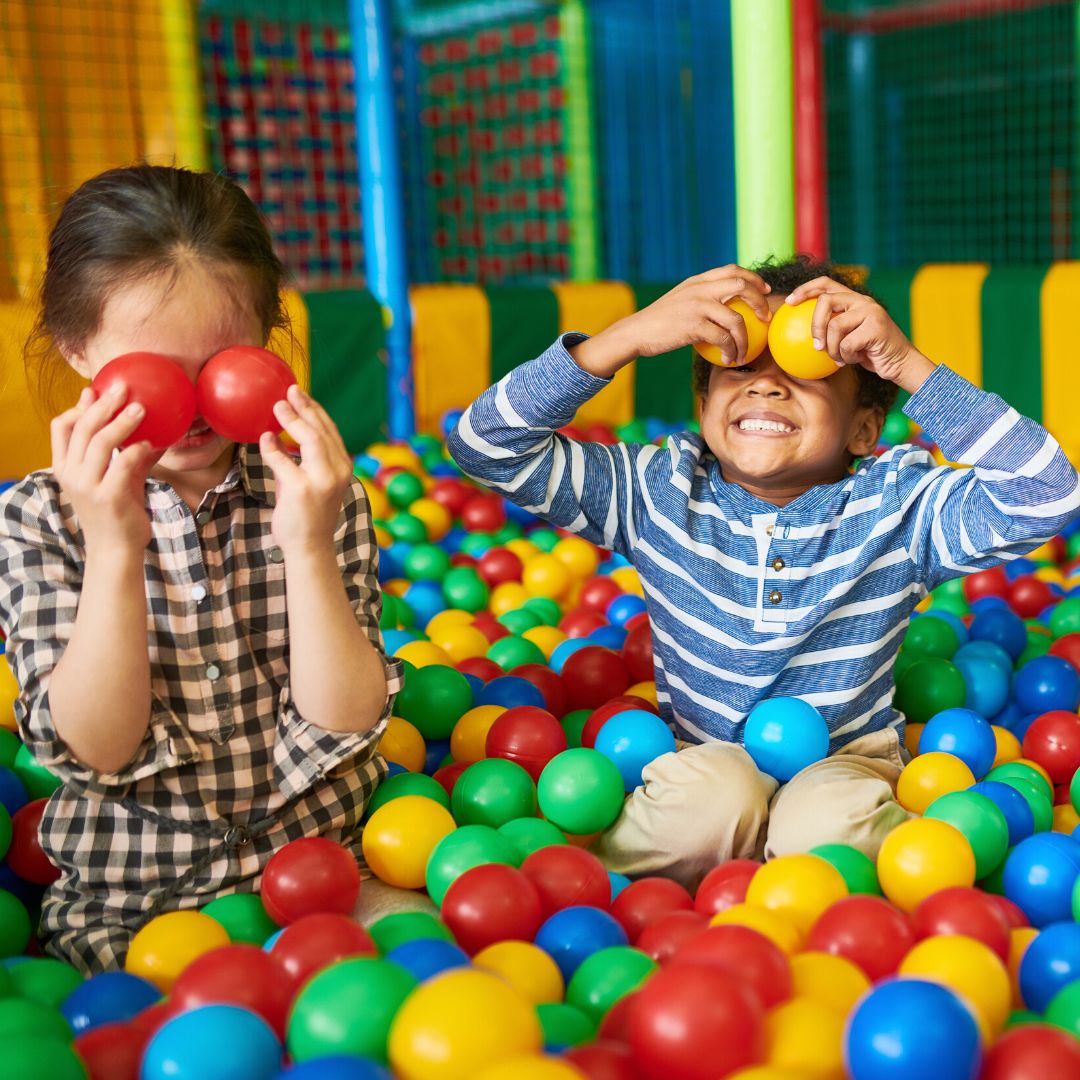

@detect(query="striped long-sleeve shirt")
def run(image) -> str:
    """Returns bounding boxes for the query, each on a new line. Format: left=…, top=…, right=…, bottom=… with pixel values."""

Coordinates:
left=448, top=335, right=1080, bottom=749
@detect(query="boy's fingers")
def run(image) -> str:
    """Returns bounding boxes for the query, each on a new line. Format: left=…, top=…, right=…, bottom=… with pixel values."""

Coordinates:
left=694, top=264, right=772, bottom=294
left=826, top=310, right=863, bottom=362
left=786, top=277, right=852, bottom=306
left=701, top=306, right=749, bottom=364
left=811, top=293, right=855, bottom=349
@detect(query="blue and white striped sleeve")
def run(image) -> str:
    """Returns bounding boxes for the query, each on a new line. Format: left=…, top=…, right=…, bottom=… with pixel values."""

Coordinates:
left=898, top=364, right=1080, bottom=590
left=447, top=335, right=658, bottom=557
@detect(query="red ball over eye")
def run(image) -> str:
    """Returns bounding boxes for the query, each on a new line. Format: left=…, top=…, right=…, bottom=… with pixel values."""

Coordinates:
left=196, top=346, right=298, bottom=444
left=90, top=352, right=197, bottom=448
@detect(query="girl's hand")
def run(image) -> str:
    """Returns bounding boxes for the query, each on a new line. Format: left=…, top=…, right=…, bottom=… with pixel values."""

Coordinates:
left=260, top=385, right=352, bottom=557
left=571, top=265, right=773, bottom=378
left=785, top=277, right=936, bottom=392
left=51, top=384, right=159, bottom=554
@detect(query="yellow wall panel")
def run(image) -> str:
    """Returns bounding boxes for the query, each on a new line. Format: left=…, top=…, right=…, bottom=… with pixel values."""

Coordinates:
left=0, top=302, right=54, bottom=480
left=910, top=264, right=988, bottom=388
left=1041, top=264, right=1080, bottom=465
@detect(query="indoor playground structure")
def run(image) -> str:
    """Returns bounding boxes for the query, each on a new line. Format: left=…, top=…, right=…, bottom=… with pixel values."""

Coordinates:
left=4, top=1, right=1080, bottom=1078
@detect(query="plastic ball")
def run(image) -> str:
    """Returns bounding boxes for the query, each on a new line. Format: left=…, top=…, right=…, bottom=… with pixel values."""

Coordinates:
left=498, top=817, right=568, bottom=864
left=694, top=859, right=760, bottom=917
left=789, top=950, right=870, bottom=1015
left=424, top=824, right=517, bottom=907
left=1019, top=920, right=1080, bottom=1011
left=609, top=877, right=693, bottom=944
left=708, top=903, right=801, bottom=955
left=1014, top=656, right=1080, bottom=714
left=537, top=1000, right=596, bottom=1051
left=386, top=471, right=426, bottom=510
left=472, top=940, right=565, bottom=1005
left=969, top=779, right=1037, bottom=847
left=919, top=707, right=997, bottom=778
left=201, top=892, right=279, bottom=946
left=478, top=675, right=547, bottom=710
left=561, top=647, right=631, bottom=711
left=804, top=895, right=915, bottom=981
left=269, top=913, right=377, bottom=991
left=522, top=554, right=573, bottom=601
left=450, top=758, right=536, bottom=828
left=441, top=566, right=490, bottom=612
left=142, top=1004, right=282, bottom=1080
left=894, top=658, right=967, bottom=724
left=743, top=698, right=830, bottom=782
left=7, top=798, right=59, bottom=883
left=261, top=837, right=361, bottom=925
left=395, top=664, right=474, bottom=740
left=764, top=996, right=845, bottom=1079
left=903, top=615, right=960, bottom=658
left=955, top=657, right=1011, bottom=718
left=487, top=634, right=547, bottom=671
left=60, top=970, right=160, bottom=1034
left=696, top=298, right=769, bottom=366
left=535, top=906, right=629, bottom=982
left=461, top=495, right=507, bottom=533
left=363, top=794, right=457, bottom=889
left=767, top=300, right=840, bottom=380
left=472, top=1056, right=585, bottom=1080
left=519, top=844, right=610, bottom=918
left=1022, top=710, right=1080, bottom=784
left=897, top=751, right=977, bottom=813
left=911, top=885, right=1011, bottom=960
left=671, top=923, right=792, bottom=1008
left=378, top=716, right=427, bottom=773
left=971, top=607, right=1029, bottom=659
left=0, top=886, right=32, bottom=957
left=91, top=352, right=197, bottom=448
left=876, top=817, right=976, bottom=913
left=125, top=910, right=231, bottom=992
left=385, top=937, right=469, bottom=983
left=536, top=748, right=626, bottom=836
left=807, top=843, right=881, bottom=895
left=594, top=709, right=676, bottom=791
left=745, top=855, right=848, bottom=939
left=440, top=862, right=544, bottom=955
left=1003, top=833, right=1080, bottom=927
left=980, top=1023, right=1080, bottom=1080
left=485, top=706, right=568, bottom=782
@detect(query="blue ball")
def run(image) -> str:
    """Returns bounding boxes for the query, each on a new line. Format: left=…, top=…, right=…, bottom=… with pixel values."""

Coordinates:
left=743, top=697, right=830, bottom=783
left=549, top=638, right=591, bottom=675
left=477, top=676, right=546, bottom=709
left=386, top=938, right=469, bottom=982
left=534, top=906, right=628, bottom=982
left=608, top=871, right=631, bottom=901
left=1019, top=920, right=1080, bottom=1012
left=352, top=453, right=379, bottom=478
left=263, top=928, right=285, bottom=952
left=441, top=409, right=465, bottom=439
left=594, top=709, right=676, bottom=791
left=954, top=639, right=1014, bottom=672
left=61, top=970, right=160, bottom=1034
left=1003, top=833, right=1080, bottom=928
left=1004, top=558, right=1039, bottom=581
left=587, top=625, right=628, bottom=650
left=606, top=594, right=647, bottom=628
left=844, top=978, right=980, bottom=1080
left=504, top=500, right=537, bottom=526
left=927, top=609, right=970, bottom=646
left=970, top=780, right=1036, bottom=846
left=403, top=581, right=447, bottom=629
left=423, top=738, right=451, bottom=777
left=919, top=708, right=997, bottom=778
left=461, top=673, right=485, bottom=698
left=1013, top=655, right=1080, bottom=714
left=429, top=462, right=461, bottom=479
left=970, top=608, right=1028, bottom=660
left=970, top=596, right=1009, bottom=615
left=141, top=1005, right=281, bottom=1080
left=0, top=767, right=29, bottom=816
left=276, top=1058, right=392, bottom=1080
left=988, top=700, right=1025, bottom=733
left=953, top=658, right=1010, bottom=720
left=384, top=629, right=419, bottom=655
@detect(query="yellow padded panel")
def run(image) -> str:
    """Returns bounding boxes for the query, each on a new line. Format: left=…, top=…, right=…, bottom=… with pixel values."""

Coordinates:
left=1041, top=263, right=1080, bottom=465
left=910, top=264, right=988, bottom=389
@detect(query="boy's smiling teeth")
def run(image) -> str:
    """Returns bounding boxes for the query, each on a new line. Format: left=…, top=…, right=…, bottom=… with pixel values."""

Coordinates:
left=738, top=419, right=795, bottom=433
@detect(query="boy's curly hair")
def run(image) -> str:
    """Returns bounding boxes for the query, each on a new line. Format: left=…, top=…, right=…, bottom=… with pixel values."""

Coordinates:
left=691, top=255, right=900, bottom=415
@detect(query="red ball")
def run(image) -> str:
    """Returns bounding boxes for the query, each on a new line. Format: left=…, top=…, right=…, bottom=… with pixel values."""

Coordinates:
left=980, top=1023, right=1080, bottom=1080
left=74, top=1022, right=149, bottom=1080
left=170, top=944, right=293, bottom=1037
left=1022, top=710, right=1080, bottom=784
left=260, top=837, right=361, bottom=925
left=1049, top=632, right=1080, bottom=674
left=508, top=663, right=567, bottom=718
left=636, top=909, right=708, bottom=965
left=585, top=423, right=618, bottom=445
left=91, top=352, right=197, bottom=449
left=579, top=577, right=625, bottom=615
left=460, top=495, right=506, bottom=533
left=610, top=878, right=694, bottom=944
left=623, top=611, right=651, bottom=633
left=805, top=895, right=915, bottom=982
left=563, top=1040, right=639, bottom=1080
left=485, top=706, right=567, bottom=782
left=963, top=565, right=1009, bottom=603
left=429, top=478, right=474, bottom=518
left=671, top=923, right=792, bottom=1008
left=432, top=761, right=470, bottom=798
left=471, top=612, right=511, bottom=644
left=269, top=912, right=377, bottom=991
left=1006, top=575, right=1057, bottom=619
left=910, top=886, right=1011, bottom=961
left=987, top=894, right=1030, bottom=930
left=7, top=799, right=60, bottom=884
left=127, top=1001, right=174, bottom=1040
left=561, top=647, right=631, bottom=711
left=693, top=859, right=760, bottom=917
left=448, top=553, right=479, bottom=570
left=195, top=346, right=297, bottom=444
left=456, top=656, right=504, bottom=682
left=581, top=696, right=658, bottom=750
left=628, top=964, right=765, bottom=1080
left=441, top=863, right=544, bottom=955
left=622, top=622, right=654, bottom=683
left=559, top=609, right=608, bottom=639
left=598, top=989, right=639, bottom=1043
left=477, top=548, right=524, bottom=587
left=520, top=845, right=611, bottom=918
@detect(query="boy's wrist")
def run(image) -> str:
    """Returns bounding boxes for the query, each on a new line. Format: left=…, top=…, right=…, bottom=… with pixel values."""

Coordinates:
left=892, top=347, right=936, bottom=395
left=568, top=324, right=638, bottom=379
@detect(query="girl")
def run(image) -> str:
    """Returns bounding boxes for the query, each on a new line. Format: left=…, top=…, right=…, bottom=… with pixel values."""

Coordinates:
left=0, top=164, right=402, bottom=972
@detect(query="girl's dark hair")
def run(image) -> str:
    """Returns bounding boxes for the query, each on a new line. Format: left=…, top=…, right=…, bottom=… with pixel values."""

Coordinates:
left=25, top=164, right=291, bottom=414
left=691, top=255, right=900, bottom=414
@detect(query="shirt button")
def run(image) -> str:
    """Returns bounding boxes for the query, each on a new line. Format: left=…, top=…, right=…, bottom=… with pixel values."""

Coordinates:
left=195, top=511, right=210, bottom=526
left=206, top=663, right=222, bottom=680
left=772, top=558, right=785, bottom=572
left=769, top=590, right=783, bottom=605
left=269, top=547, right=284, bottom=563
left=192, top=584, right=207, bottom=603
left=765, top=524, right=774, bottom=536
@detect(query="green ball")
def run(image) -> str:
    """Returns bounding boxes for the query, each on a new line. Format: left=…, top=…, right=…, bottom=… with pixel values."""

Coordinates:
left=379, top=594, right=401, bottom=630
left=537, top=749, right=625, bottom=836
left=0, top=966, right=14, bottom=1000
left=368, top=911, right=454, bottom=955
left=441, top=567, right=489, bottom=613
left=403, top=544, right=451, bottom=582
left=881, top=410, right=911, bottom=445
left=498, top=817, right=568, bottom=864
left=561, top=710, right=591, bottom=749
left=808, top=844, right=881, bottom=895
left=1016, top=636, right=1053, bottom=667
left=1071, top=763, right=1080, bottom=816
left=1045, top=979, right=1080, bottom=1038
left=536, top=1002, right=596, bottom=1050
left=458, top=533, right=496, bottom=558
left=451, top=759, right=537, bottom=828
left=0, top=888, right=32, bottom=958
left=425, top=824, right=517, bottom=907
left=498, top=609, right=544, bottom=636
left=410, top=434, right=442, bottom=456
left=387, top=511, right=428, bottom=545
left=523, top=597, right=562, bottom=627
left=986, top=762, right=1054, bottom=803
left=930, top=594, right=971, bottom=619
left=287, top=957, right=417, bottom=1064
left=0, top=729, right=20, bottom=769
left=0, top=1036, right=86, bottom=1080
left=202, top=893, right=280, bottom=945
left=903, top=616, right=960, bottom=659
left=13, top=745, right=60, bottom=801
left=566, top=946, right=657, bottom=1022
left=893, top=650, right=917, bottom=682
left=421, top=449, right=448, bottom=474
left=924, top=790, right=1011, bottom=880
left=0, top=998, right=73, bottom=1042
left=1069, top=533, right=1080, bottom=561
left=1004, top=1009, right=1042, bottom=1029
left=392, top=595, right=417, bottom=629
left=529, top=530, right=560, bottom=553
left=978, top=853, right=1009, bottom=896
left=893, top=659, right=967, bottom=725
left=366, top=772, right=451, bottom=819
left=493, top=522, right=525, bottom=544
left=997, top=777, right=1053, bottom=833
left=615, top=419, right=649, bottom=444
left=385, top=471, right=425, bottom=510
left=0, top=804, right=11, bottom=861
left=1050, top=597, right=1080, bottom=638
left=395, top=664, right=473, bottom=740
left=486, top=635, right=546, bottom=671
left=9, top=959, right=82, bottom=1009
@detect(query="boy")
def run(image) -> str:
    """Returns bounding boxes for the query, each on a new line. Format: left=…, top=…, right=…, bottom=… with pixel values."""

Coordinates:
left=447, top=258, right=1080, bottom=888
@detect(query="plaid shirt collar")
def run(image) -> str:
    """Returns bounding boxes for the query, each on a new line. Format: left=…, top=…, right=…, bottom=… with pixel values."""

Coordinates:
left=144, top=444, right=277, bottom=507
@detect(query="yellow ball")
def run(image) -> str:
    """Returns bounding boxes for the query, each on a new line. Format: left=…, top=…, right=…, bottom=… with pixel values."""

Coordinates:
left=362, top=795, right=457, bottom=889
left=728, top=1069, right=807, bottom=1080
left=768, top=300, right=841, bottom=380
left=363, top=479, right=392, bottom=521
left=898, top=933, right=1011, bottom=1041
left=432, top=625, right=491, bottom=664
left=384, top=578, right=411, bottom=597
left=552, top=536, right=600, bottom=579
left=388, top=968, right=543, bottom=1080
left=745, top=855, right=848, bottom=939
left=490, top=582, right=532, bottom=617
left=626, top=680, right=658, bottom=705
left=1014, top=757, right=1053, bottom=793
left=125, top=911, right=230, bottom=992
left=876, top=817, right=976, bottom=913
left=522, top=625, right=568, bottom=660
left=896, top=752, right=976, bottom=814
left=991, top=726, right=1022, bottom=768
left=765, top=996, right=846, bottom=1080
left=522, top=555, right=573, bottom=601
left=410, top=498, right=453, bottom=542
left=426, top=609, right=476, bottom=639
left=472, top=1058, right=584, bottom=1080
left=904, top=722, right=924, bottom=759
left=609, top=566, right=643, bottom=597
left=696, top=299, right=770, bottom=367
left=789, top=951, right=870, bottom=1016
left=378, top=716, right=427, bottom=773
left=374, top=525, right=394, bottom=549
left=1033, top=566, right=1066, bottom=586
left=1053, top=801, right=1080, bottom=834
left=709, top=903, right=802, bottom=954
left=0, top=657, right=18, bottom=733
left=451, top=705, right=506, bottom=764
left=473, top=941, right=565, bottom=1005
left=504, top=539, right=541, bottom=564
left=395, top=640, right=454, bottom=669
left=370, top=443, right=422, bottom=471
left=1007, top=926, right=1038, bottom=1009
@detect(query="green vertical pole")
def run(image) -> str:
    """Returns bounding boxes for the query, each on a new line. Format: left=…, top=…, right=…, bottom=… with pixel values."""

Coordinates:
left=731, top=0, right=794, bottom=265
left=562, top=0, right=601, bottom=280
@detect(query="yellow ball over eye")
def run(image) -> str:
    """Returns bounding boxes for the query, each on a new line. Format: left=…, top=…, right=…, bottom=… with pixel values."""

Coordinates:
left=696, top=299, right=769, bottom=366
left=768, top=300, right=843, bottom=380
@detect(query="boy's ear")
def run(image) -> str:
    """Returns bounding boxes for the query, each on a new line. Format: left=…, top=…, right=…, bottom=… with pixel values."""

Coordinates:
left=848, top=406, right=884, bottom=459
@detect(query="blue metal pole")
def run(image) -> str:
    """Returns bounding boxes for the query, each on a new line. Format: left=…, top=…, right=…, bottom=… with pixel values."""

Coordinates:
left=350, top=0, right=414, bottom=438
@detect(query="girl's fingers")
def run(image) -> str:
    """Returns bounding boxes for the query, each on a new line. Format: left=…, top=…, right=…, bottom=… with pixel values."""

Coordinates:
left=50, top=390, right=93, bottom=470
left=259, top=431, right=304, bottom=480
left=272, top=399, right=332, bottom=472
left=67, top=382, right=129, bottom=464
left=286, top=386, right=348, bottom=458
left=82, top=403, right=146, bottom=482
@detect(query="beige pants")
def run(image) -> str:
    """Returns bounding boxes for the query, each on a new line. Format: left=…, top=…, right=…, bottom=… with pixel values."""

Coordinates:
left=590, top=728, right=912, bottom=891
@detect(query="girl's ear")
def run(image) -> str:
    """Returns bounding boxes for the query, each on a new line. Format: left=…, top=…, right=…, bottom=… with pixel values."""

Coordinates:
left=58, top=342, right=90, bottom=380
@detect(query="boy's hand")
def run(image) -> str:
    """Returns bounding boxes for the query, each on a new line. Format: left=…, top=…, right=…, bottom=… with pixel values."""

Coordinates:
left=785, top=277, right=936, bottom=394
left=570, top=266, right=772, bottom=379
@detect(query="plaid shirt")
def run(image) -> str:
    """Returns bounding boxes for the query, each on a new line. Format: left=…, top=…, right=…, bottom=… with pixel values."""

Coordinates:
left=0, top=446, right=402, bottom=973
